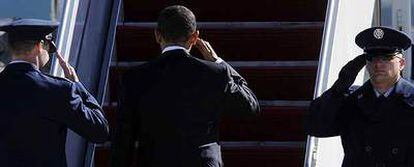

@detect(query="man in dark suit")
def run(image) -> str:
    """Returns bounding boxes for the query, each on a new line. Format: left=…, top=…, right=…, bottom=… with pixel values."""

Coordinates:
left=0, top=19, right=109, bottom=167
left=306, top=27, right=414, bottom=166
left=111, top=5, right=260, bottom=167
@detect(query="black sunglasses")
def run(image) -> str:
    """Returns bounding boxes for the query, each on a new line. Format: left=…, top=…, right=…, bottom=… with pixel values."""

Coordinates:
left=366, top=53, right=401, bottom=62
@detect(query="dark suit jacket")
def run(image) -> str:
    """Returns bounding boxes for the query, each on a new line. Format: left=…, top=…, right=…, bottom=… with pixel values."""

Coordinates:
left=111, top=49, right=260, bottom=167
left=0, top=62, right=109, bottom=167
left=306, top=78, right=414, bottom=167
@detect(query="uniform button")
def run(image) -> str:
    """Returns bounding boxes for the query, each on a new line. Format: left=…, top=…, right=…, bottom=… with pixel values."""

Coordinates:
left=391, top=147, right=399, bottom=154
left=365, top=146, right=372, bottom=152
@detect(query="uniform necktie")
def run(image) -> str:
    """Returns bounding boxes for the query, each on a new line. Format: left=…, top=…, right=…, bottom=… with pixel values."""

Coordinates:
left=377, top=94, right=386, bottom=104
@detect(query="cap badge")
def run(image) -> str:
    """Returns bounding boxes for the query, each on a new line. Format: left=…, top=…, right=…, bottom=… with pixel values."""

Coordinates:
left=45, top=34, right=53, bottom=40
left=373, top=28, right=384, bottom=39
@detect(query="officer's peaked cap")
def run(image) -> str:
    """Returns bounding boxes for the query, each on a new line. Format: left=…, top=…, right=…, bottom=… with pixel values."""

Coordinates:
left=355, top=26, right=412, bottom=55
left=0, top=18, right=58, bottom=42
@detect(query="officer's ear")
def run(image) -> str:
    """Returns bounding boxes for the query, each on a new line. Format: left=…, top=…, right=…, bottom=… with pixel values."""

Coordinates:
left=32, top=41, right=43, bottom=56
left=398, top=54, right=406, bottom=71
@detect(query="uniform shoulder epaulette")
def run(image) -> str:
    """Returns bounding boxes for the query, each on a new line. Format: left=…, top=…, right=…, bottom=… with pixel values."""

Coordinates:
left=349, top=85, right=361, bottom=93
left=341, top=85, right=363, bottom=98
left=396, top=79, right=414, bottom=97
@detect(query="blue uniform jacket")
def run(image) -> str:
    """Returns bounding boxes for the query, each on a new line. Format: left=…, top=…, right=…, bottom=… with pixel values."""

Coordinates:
left=0, top=62, right=109, bottom=167
left=307, top=78, right=414, bottom=166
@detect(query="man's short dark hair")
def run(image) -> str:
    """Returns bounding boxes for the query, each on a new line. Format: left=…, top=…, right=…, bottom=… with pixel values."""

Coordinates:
left=9, top=40, right=38, bottom=56
left=156, top=5, right=196, bottom=43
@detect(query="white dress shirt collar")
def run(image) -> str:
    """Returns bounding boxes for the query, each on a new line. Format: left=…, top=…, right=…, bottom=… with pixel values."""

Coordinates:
left=374, top=86, right=394, bottom=97
left=161, top=45, right=223, bottom=64
left=9, top=60, right=32, bottom=65
left=161, top=45, right=190, bottom=54
left=8, top=60, right=39, bottom=70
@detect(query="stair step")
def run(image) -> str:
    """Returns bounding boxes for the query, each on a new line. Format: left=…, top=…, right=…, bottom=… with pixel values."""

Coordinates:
left=222, top=145, right=305, bottom=167
left=237, top=66, right=316, bottom=100
left=220, top=105, right=308, bottom=141
left=122, top=0, right=327, bottom=22
left=259, top=100, right=310, bottom=107
left=104, top=101, right=309, bottom=141
left=111, top=60, right=318, bottom=68
left=94, top=141, right=305, bottom=167
left=123, top=21, right=323, bottom=29
left=116, top=24, right=323, bottom=61
left=107, top=64, right=317, bottom=102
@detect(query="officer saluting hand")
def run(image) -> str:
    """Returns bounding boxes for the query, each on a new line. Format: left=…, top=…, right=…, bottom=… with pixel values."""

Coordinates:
left=0, top=18, right=109, bottom=167
left=306, top=27, right=414, bottom=166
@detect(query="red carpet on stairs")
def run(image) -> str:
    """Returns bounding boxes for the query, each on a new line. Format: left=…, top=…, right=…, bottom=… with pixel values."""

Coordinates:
left=96, top=0, right=328, bottom=166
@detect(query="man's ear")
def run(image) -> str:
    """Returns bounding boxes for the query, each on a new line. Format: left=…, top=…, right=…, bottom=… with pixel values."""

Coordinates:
left=188, top=30, right=199, bottom=46
left=154, top=30, right=163, bottom=44
left=32, top=42, right=42, bottom=56
left=399, top=57, right=406, bottom=71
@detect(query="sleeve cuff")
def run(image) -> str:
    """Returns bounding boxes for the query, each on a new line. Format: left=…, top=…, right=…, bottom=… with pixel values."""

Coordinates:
left=214, top=57, right=223, bottom=64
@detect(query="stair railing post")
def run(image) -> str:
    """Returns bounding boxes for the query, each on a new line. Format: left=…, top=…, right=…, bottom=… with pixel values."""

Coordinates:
left=391, top=0, right=412, bottom=80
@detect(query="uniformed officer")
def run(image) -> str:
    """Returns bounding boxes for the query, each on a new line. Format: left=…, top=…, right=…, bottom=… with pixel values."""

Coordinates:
left=0, top=18, right=109, bottom=167
left=306, top=26, right=414, bottom=166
